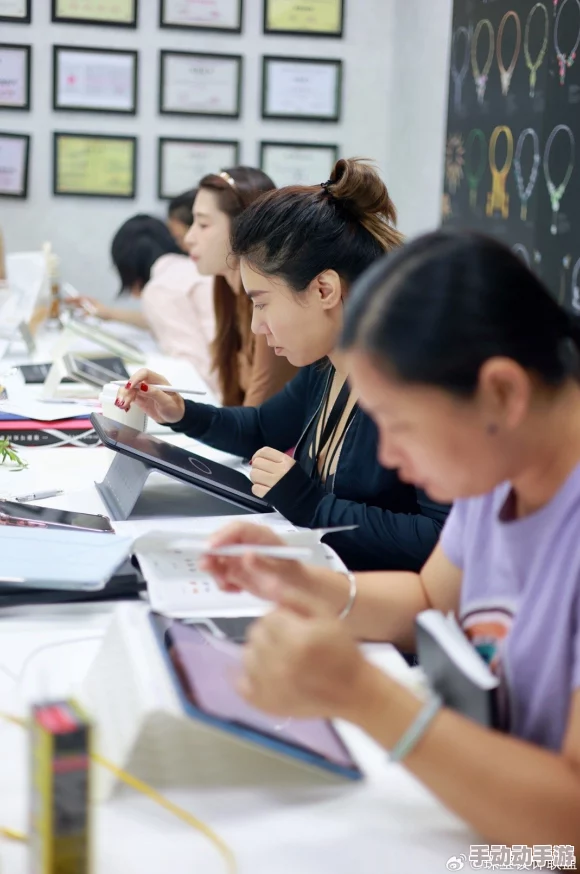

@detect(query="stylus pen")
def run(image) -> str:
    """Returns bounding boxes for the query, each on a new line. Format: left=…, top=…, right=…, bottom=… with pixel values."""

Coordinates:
left=12, top=489, right=64, bottom=502
left=112, top=382, right=206, bottom=395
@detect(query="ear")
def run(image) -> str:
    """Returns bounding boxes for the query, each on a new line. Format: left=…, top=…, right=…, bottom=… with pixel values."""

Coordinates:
left=310, top=270, right=343, bottom=310
left=478, top=358, right=532, bottom=430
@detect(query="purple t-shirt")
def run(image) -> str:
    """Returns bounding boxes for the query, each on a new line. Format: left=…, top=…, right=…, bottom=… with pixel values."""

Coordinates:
left=440, top=463, right=580, bottom=751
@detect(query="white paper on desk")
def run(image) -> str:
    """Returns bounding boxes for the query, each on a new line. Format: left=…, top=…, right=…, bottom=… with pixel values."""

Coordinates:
left=111, top=513, right=294, bottom=539
left=0, top=399, right=98, bottom=421
left=0, top=526, right=132, bottom=591
left=133, top=525, right=348, bottom=619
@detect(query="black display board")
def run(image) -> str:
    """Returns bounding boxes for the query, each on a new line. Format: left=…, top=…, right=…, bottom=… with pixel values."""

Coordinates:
left=442, top=0, right=580, bottom=312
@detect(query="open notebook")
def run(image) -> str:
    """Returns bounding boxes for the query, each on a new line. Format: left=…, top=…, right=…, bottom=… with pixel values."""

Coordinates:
left=133, top=526, right=350, bottom=619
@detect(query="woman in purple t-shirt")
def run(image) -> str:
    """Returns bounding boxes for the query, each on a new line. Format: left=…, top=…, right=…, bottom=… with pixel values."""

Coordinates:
left=202, top=231, right=580, bottom=850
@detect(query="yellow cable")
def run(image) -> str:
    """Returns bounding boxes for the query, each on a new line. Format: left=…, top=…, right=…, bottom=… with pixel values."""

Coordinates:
left=0, top=712, right=237, bottom=872
left=91, top=753, right=237, bottom=874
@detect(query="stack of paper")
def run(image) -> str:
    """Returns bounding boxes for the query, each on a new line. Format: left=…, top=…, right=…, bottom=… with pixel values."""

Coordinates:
left=0, top=399, right=100, bottom=447
left=0, top=526, right=132, bottom=591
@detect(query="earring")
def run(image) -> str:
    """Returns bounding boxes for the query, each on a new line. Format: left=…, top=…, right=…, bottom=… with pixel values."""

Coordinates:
left=486, top=423, right=498, bottom=435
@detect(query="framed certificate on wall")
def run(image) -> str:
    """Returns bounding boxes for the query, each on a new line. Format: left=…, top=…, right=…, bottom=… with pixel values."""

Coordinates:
left=53, top=132, right=137, bottom=198
left=0, top=44, right=31, bottom=109
left=263, top=0, right=344, bottom=37
left=160, top=0, right=243, bottom=33
left=260, top=141, right=338, bottom=187
left=262, top=56, right=342, bottom=122
left=159, top=51, right=242, bottom=117
left=51, top=0, right=138, bottom=27
left=158, top=137, right=240, bottom=199
left=53, top=46, right=138, bottom=114
left=0, top=132, right=30, bottom=197
left=0, top=0, right=31, bottom=23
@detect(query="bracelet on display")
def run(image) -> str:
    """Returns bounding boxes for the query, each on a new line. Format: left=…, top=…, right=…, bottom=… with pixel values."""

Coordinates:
left=389, top=693, right=443, bottom=764
left=338, top=571, right=357, bottom=620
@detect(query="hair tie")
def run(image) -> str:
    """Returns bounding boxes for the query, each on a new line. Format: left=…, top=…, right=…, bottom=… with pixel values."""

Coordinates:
left=320, top=179, right=334, bottom=195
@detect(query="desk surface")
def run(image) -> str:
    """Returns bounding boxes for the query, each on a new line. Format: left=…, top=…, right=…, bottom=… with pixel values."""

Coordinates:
left=0, top=323, right=476, bottom=873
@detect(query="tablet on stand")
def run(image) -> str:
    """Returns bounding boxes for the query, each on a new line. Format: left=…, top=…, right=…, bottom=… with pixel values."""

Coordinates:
left=91, top=413, right=271, bottom=520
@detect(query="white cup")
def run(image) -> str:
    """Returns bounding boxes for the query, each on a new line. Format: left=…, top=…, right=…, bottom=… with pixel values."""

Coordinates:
left=98, top=382, right=147, bottom=432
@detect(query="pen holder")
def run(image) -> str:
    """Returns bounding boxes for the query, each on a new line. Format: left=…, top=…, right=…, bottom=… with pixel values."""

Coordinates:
left=99, top=383, right=147, bottom=432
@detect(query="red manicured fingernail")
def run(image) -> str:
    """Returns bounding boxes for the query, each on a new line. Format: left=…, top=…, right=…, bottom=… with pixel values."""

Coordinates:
left=140, top=383, right=148, bottom=392
left=125, top=382, right=131, bottom=389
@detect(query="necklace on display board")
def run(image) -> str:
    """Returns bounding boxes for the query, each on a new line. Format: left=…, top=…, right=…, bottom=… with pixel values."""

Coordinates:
left=524, top=3, right=549, bottom=96
left=497, top=11, right=522, bottom=96
left=514, top=128, right=541, bottom=221
left=572, top=257, right=580, bottom=313
left=512, top=244, right=532, bottom=268
left=543, top=124, right=575, bottom=234
left=451, top=25, right=471, bottom=112
left=554, top=0, right=580, bottom=85
left=465, top=128, right=487, bottom=210
left=486, top=125, right=514, bottom=219
left=471, top=19, right=494, bottom=104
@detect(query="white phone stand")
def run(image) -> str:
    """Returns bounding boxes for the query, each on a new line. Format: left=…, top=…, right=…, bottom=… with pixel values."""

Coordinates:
left=77, top=603, right=355, bottom=802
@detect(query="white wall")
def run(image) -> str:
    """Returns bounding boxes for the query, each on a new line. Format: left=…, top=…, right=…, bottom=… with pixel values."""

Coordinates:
left=386, top=0, right=453, bottom=238
left=1, top=0, right=396, bottom=300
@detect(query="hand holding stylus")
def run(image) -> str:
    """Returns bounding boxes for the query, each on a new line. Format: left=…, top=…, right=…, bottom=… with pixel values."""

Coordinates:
left=115, top=369, right=186, bottom=424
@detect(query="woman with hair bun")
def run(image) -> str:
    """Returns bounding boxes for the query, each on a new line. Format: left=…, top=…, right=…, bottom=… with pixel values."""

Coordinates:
left=118, top=159, right=449, bottom=571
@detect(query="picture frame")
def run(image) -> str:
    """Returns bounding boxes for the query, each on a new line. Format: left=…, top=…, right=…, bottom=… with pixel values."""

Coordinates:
left=51, top=0, right=138, bottom=28
left=261, top=56, right=342, bottom=122
left=53, top=132, right=137, bottom=199
left=263, top=0, right=344, bottom=38
left=260, top=141, right=338, bottom=187
left=159, top=0, right=243, bottom=33
left=0, top=43, right=31, bottom=110
left=53, top=46, right=138, bottom=114
left=0, top=0, right=31, bottom=23
left=159, top=51, right=242, bottom=118
left=158, top=137, right=240, bottom=200
left=0, top=132, right=30, bottom=198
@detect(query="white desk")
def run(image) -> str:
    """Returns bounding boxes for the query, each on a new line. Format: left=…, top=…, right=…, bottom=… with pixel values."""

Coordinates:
left=0, top=324, right=477, bottom=873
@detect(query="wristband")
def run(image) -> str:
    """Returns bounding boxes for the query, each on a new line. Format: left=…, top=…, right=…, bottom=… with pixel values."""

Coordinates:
left=389, top=693, right=443, bottom=763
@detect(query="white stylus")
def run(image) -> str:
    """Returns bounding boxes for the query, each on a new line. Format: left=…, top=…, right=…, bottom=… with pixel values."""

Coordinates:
left=112, top=381, right=206, bottom=395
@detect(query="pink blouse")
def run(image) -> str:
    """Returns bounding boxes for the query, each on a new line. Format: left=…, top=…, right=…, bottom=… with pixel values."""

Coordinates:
left=141, top=254, right=217, bottom=394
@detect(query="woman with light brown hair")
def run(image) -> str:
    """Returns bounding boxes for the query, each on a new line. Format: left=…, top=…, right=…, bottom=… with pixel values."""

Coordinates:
left=184, top=166, right=296, bottom=406
left=120, top=159, right=449, bottom=571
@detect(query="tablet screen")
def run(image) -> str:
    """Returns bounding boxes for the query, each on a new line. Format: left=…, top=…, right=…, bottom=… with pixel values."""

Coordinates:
left=152, top=615, right=359, bottom=774
left=69, top=356, right=129, bottom=385
left=92, top=415, right=270, bottom=511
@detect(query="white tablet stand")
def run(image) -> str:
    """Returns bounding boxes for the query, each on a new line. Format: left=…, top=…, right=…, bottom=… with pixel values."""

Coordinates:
left=77, top=603, right=355, bottom=802
left=41, top=352, right=97, bottom=399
